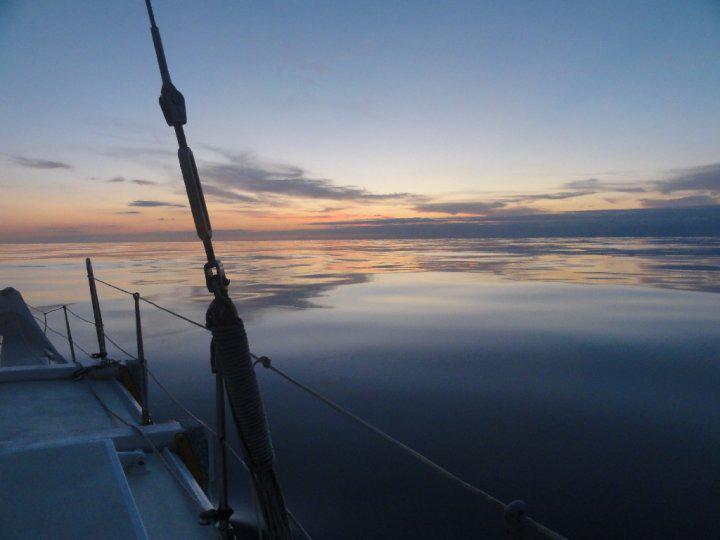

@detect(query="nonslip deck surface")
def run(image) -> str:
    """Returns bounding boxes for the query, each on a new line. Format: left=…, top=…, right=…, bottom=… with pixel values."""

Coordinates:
left=0, top=378, right=137, bottom=448
left=0, top=439, right=147, bottom=539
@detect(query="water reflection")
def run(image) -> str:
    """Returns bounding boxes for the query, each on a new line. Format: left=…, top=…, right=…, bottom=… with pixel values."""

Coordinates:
left=1, top=239, right=719, bottom=538
left=1, top=237, right=719, bottom=315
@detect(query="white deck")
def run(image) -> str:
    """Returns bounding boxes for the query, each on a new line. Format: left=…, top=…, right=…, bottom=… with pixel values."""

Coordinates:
left=0, top=370, right=218, bottom=539
left=0, top=287, right=219, bottom=538
left=0, top=439, right=148, bottom=539
left=127, top=452, right=216, bottom=539
left=0, top=378, right=138, bottom=448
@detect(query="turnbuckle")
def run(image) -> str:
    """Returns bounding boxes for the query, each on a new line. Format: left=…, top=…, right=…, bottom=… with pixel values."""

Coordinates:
left=204, top=259, right=230, bottom=295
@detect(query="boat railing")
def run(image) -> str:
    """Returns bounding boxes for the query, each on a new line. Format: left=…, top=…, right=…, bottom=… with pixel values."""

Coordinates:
left=29, top=257, right=568, bottom=540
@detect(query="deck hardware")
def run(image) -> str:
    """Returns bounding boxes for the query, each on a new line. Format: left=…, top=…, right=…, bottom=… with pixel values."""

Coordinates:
left=85, top=258, right=107, bottom=359
left=133, top=292, right=152, bottom=425
left=199, top=507, right=234, bottom=527
left=210, top=343, right=233, bottom=534
left=118, top=450, right=149, bottom=474
left=143, top=1, right=290, bottom=536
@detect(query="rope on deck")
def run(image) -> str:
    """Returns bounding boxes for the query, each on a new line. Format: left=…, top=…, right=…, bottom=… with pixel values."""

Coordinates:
left=78, top=370, right=208, bottom=511
left=24, top=320, right=213, bottom=517
left=145, top=367, right=312, bottom=540
left=36, top=318, right=305, bottom=540
left=86, top=275, right=568, bottom=540
left=47, top=302, right=307, bottom=538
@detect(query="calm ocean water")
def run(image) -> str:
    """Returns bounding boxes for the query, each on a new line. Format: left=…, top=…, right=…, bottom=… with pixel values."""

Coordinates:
left=2, top=237, right=719, bottom=539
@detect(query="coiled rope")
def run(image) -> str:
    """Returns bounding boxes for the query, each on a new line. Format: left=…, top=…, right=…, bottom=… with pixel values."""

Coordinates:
left=24, top=315, right=210, bottom=512
left=148, top=366, right=308, bottom=540
left=40, top=305, right=310, bottom=540
left=86, top=276, right=566, bottom=540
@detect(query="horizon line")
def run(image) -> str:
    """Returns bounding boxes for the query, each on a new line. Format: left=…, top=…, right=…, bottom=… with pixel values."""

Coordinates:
left=3, top=206, right=719, bottom=244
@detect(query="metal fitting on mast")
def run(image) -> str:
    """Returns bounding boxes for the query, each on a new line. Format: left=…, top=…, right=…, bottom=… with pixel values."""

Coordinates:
left=144, top=0, right=225, bottom=295
left=142, top=2, right=290, bottom=537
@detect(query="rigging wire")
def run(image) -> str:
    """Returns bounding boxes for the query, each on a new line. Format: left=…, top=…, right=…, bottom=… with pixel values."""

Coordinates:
left=37, top=315, right=275, bottom=538
left=92, top=277, right=207, bottom=330
left=30, top=313, right=93, bottom=359
left=44, top=304, right=306, bottom=539
left=54, top=306, right=139, bottom=361
left=256, top=358, right=506, bottom=506
left=70, top=275, right=567, bottom=540
left=79, top=373, right=207, bottom=511
left=35, top=316, right=262, bottom=531
left=287, top=511, right=313, bottom=540
left=65, top=306, right=96, bottom=326
left=145, top=367, right=309, bottom=540
left=27, top=303, right=65, bottom=315
left=256, top=358, right=566, bottom=540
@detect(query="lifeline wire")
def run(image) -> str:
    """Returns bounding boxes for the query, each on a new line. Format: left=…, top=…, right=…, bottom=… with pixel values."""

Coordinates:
left=86, top=275, right=567, bottom=540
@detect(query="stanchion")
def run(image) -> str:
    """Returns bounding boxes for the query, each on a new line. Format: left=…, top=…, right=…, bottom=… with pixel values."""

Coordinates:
left=133, top=293, right=152, bottom=425
left=85, top=258, right=107, bottom=359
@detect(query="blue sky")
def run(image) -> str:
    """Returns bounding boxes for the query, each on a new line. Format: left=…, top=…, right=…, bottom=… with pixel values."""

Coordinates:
left=1, top=0, right=720, bottom=241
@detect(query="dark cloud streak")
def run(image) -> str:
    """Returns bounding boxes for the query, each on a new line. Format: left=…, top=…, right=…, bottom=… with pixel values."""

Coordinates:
left=506, top=191, right=592, bottom=202
left=307, top=207, right=720, bottom=239
left=640, top=195, right=719, bottom=209
left=201, top=184, right=259, bottom=203
left=201, top=151, right=422, bottom=202
left=11, top=155, right=72, bottom=170
left=561, top=178, right=645, bottom=193
left=414, top=201, right=505, bottom=215
left=656, top=163, right=720, bottom=194
left=128, top=200, right=184, bottom=208
left=107, top=176, right=157, bottom=185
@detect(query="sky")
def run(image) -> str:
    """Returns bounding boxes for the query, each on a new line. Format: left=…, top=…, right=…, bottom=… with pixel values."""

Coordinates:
left=1, top=0, right=720, bottom=242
